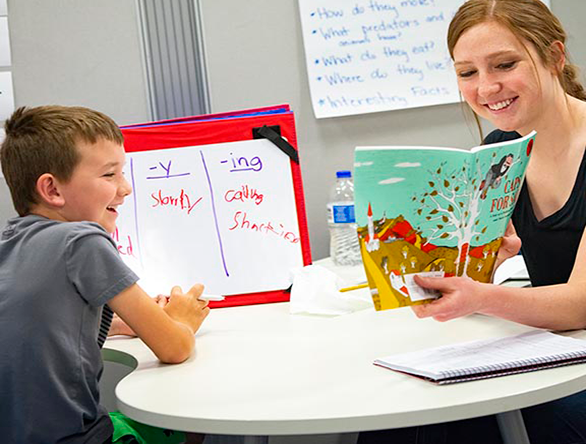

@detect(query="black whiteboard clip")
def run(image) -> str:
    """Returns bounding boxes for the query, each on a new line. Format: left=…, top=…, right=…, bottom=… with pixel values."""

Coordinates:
left=254, top=125, right=299, bottom=164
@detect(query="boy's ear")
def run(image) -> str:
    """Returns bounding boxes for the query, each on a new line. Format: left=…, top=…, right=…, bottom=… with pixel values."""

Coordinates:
left=36, top=173, right=66, bottom=208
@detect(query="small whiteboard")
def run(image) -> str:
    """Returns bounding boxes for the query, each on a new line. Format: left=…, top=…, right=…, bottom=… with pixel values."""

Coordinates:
left=298, top=0, right=550, bottom=118
left=118, top=106, right=311, bottom=306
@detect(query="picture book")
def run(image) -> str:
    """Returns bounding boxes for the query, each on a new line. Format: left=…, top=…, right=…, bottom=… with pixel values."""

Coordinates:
left=354, top=131, right=536, bottom=311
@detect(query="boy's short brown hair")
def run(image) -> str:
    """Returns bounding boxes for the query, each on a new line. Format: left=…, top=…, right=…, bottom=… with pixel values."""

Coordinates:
left=1, top=105, right=124, bottom=216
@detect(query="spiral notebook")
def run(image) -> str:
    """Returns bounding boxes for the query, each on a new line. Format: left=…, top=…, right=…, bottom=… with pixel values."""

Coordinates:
left=374, top=331, right=586, bottom=384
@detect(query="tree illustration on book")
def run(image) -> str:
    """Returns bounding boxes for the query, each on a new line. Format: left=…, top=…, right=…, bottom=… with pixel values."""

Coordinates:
left=354, top=133, right=535, bottom=310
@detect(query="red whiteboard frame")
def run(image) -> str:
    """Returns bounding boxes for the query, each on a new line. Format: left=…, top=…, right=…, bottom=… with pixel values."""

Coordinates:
left=120, top=105, right=312, bottom=308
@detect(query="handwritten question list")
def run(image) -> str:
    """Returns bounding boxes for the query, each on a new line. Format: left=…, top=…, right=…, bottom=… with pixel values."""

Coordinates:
left=298, top=0, right=463, bottom=118
left=298, top=0, right=464, bottom=118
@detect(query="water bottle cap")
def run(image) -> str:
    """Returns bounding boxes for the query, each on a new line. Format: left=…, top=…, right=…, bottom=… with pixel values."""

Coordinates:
left=336, top=170, right=352, bottom=179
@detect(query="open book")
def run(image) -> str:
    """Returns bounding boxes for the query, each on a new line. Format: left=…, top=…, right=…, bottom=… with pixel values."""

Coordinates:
left=374, top=330, right=586, bottom=384
left=353, top=132, right=536, bottom=310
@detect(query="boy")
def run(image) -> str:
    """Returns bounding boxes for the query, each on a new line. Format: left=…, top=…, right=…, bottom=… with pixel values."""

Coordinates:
left=0, top=106, right=209, bottom=443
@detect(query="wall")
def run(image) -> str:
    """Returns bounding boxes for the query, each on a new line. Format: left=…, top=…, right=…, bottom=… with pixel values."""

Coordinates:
left=200, top=0, right=586, bottom=260
left=0, top=0, right=150, bottom=225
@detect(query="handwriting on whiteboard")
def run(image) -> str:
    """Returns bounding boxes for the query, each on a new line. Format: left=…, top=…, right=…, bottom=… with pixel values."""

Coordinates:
left=113, top=139, right=304, bottom=296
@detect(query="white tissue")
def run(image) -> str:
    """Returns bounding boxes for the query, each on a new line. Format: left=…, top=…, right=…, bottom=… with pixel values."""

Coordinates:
left=289, top=264, right=373, bottom=316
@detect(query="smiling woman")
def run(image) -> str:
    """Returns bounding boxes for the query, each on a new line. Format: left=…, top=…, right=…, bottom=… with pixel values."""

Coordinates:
left=359, top=1, right=586, bottom=443
left=448, top=0, right=586, bottom=137
left=453, top=21, right=547, bottom=134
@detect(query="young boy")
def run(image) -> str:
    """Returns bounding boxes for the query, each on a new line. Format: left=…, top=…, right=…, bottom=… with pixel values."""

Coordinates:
left=0, top=106, right=209, bottom=443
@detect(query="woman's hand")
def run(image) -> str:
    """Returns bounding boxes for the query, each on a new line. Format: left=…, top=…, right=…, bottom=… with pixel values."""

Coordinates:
left=495, top=221, right=522, bottom=268
left=411, top=275, right=490, bottom=322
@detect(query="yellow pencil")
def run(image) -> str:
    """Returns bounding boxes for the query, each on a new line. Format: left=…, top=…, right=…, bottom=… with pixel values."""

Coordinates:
left=339, top=282, right=369, bottom=292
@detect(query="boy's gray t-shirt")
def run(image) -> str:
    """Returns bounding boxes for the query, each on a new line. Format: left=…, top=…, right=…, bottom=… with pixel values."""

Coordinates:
left=0, top=215, right=139, bottom=443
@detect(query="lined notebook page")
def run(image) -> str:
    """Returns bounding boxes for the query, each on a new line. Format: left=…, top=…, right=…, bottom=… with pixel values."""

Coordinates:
left=375, top=331, right=586, bottom=382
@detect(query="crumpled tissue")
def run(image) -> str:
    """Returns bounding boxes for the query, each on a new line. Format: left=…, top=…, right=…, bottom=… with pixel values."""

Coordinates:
left=289, top=264, right=373, bottom=316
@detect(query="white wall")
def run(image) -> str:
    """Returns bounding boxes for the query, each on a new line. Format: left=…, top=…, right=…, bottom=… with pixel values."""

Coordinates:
left=0, top=0, right=150, bottom=225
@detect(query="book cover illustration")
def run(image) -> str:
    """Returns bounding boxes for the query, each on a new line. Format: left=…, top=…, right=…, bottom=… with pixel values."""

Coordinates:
left=354, top=132, right=536, bottom=311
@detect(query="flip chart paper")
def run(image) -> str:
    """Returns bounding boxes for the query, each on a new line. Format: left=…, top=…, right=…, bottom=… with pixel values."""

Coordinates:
left=0, top=1, right=6, bottom=16
left=0, top=71, right=15, bottom=121
left=115, top=138, right=304, bottom=296
left=298, top=0, right=550, bottom=118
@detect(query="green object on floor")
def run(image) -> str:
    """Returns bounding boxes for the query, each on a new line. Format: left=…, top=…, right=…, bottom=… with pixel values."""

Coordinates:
left=109, top=411, right=186, bottom=444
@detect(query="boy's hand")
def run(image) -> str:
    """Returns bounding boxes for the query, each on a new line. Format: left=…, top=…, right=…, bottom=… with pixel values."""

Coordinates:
left=163, top=284, right=210, bottom=334
left=154, top=294, right=170, bottom=307
left=410, top=275, right=488, bottom=322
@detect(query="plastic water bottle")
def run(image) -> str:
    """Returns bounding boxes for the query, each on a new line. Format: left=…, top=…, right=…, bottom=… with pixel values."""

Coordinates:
left=327, top=170, right=362, bottom=266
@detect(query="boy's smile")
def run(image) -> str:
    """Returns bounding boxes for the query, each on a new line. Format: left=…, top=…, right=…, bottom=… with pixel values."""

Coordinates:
left=56, top=139, right=131, bottom=233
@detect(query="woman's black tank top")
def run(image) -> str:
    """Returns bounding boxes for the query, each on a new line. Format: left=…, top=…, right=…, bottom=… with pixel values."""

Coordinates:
left=484, top=130, right=586, bottom=287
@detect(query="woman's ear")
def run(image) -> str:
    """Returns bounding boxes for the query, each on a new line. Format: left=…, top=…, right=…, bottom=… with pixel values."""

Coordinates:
left=550, top=41, right=566, bottom=75
left=36, top=173, right=65, bottom=208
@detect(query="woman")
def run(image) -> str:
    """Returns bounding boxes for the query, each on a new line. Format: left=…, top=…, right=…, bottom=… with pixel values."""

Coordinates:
left=360, top=1, right=586, bottom=443
left=412, top=0, right=586, bottom=331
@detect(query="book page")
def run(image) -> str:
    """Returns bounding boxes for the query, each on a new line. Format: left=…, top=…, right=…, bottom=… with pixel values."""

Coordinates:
left=375, top=331, right=586, bottom=379
left=493, top=255, right=529, bottom=285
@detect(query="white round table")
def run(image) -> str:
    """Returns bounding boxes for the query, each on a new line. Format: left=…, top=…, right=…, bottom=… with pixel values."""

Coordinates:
left=105, top=302, right=586, bottom=444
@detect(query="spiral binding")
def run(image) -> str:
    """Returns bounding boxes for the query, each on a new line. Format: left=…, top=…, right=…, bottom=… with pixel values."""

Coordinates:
left=439, top=350, right=586, bottom=382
